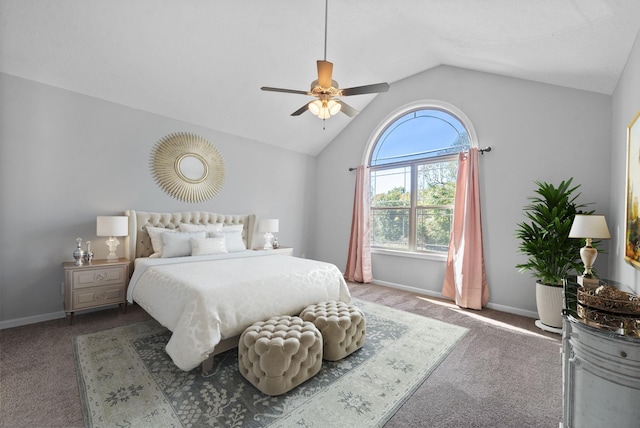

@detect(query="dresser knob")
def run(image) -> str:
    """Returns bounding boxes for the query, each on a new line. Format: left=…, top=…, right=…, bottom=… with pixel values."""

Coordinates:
left=95, top=272, right=107, bottom=281
left=620, top=351, right=627, bottom=358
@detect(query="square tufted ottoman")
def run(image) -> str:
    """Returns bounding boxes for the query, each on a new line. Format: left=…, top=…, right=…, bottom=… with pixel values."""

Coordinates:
left=238, top=315, right=323, bottom=396
left=300, top=301, right=366, bottom=361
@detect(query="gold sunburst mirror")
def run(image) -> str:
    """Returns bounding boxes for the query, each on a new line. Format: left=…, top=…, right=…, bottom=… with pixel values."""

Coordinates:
left=150, top=133, right=225, bottom=203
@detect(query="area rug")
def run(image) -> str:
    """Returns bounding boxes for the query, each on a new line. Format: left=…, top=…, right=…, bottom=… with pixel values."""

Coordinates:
left=73, top=298, right=468, bottom=427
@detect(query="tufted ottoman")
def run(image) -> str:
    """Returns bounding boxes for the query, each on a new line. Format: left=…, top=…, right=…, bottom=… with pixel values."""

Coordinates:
left=238, top=315, right=323, bottom=396
left=300, top=301, right=366, bottom=361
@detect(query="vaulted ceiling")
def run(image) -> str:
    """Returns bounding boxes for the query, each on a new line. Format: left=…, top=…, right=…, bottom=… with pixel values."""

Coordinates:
left=2, top=0, right=639, bottom=155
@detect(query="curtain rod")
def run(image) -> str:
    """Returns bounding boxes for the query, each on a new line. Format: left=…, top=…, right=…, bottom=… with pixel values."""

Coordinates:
left=348, top=146, right=492, bottom=171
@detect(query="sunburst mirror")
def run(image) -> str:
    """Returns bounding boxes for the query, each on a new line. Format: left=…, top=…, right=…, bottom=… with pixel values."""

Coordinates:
left=150, top=133, right=225, bottom=203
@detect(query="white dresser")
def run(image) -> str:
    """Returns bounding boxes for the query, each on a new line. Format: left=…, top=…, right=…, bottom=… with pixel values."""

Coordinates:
left=561, top=279, right=640, bottom=428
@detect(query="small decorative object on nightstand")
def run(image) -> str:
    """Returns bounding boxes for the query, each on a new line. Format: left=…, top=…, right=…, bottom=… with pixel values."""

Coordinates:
left=96, top=216, right=129, bottom=262
left=73, top=238, right=85, bottom=266
left=63, top=258, right=131, bottom=325
left=84, top=240, right=94, bottom=263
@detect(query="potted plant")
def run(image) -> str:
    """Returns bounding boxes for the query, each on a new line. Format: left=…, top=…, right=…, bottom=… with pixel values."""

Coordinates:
left=515, top=178, right=594, bottom=330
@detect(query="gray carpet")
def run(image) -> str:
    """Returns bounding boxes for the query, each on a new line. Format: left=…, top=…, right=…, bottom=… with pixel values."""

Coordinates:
left=0, top=282, right=562, bottom=427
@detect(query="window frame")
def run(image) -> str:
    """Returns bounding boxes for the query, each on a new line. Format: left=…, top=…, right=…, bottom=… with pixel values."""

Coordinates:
left=364, top=100, right=478, bottom=260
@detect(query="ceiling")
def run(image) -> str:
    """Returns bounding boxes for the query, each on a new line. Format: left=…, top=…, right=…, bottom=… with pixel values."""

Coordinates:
left=1, top=0, right=639, bottom=156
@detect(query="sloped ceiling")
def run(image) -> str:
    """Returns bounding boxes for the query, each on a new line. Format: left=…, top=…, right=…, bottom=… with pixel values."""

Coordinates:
left=1, top=0, right=639, bottom=155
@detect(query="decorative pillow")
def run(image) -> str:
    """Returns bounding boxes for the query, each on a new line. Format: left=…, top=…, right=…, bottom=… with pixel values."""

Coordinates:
left=212, top=228, right=246, bottom=253
left=146, top=226, right=175, bottom=258
left=179, top=222, right=224, bottom=233
left=190, top=236, right=228, bottom=256
left=161, top=231, right=207, bottom=258
left=222, top=224, right=244, bottom=232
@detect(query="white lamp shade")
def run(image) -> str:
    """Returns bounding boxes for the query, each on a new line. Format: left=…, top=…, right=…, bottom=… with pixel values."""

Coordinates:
left=569, top=215, right=611, bottom=239
left=96, top=216, right=129, bottom=237
left=258, top=219, right=279, bottom=233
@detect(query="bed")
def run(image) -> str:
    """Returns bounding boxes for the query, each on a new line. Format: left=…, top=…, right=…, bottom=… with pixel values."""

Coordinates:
left=124, top=210, right=351, bottom=374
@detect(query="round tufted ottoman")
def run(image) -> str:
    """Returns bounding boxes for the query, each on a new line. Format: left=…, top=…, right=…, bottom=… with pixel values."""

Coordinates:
left=300, top=301, right=366, bottom=361
left=238, top=315, right=323, bottom=396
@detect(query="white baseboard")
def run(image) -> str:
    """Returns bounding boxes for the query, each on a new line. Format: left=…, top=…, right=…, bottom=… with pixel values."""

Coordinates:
left=0, top=311, right=66, bottom=330
left=371, top=279, right=539, bottom=319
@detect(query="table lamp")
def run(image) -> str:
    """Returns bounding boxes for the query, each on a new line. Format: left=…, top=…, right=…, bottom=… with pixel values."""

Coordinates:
left=568, top=214, right=610, bottom=286
left=258, top=219, right=279, bottom=250
left=97, top=216, right=129, bottom=262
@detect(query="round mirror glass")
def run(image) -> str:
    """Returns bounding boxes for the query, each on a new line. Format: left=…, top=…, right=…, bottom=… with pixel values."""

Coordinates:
left=179, top=155, right=207, bottom=182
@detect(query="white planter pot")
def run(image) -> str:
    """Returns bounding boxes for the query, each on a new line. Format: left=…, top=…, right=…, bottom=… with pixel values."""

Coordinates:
left=535, top=281, right=563, bottom=329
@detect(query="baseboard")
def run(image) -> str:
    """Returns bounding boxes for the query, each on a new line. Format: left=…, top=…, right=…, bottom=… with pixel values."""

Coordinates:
left=0, top=311, right=66, bottom=330
left=370, top=279, right=539, bottom=319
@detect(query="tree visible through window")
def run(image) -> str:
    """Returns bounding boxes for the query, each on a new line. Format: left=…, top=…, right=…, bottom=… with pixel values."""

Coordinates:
left=369, top=107, right=471, bottom=254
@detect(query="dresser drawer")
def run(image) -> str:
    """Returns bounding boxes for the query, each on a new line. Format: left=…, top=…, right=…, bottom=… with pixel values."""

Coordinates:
left=72, top=284, right=126, bottom=310
left=72, top=265, right=127, bottom=289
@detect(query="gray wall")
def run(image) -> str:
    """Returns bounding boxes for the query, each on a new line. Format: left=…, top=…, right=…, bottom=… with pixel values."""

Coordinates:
left=0, top=72, right=316, bottom=326
left=1, top=52, right=628, bottom=325
left=608, top=30, right=640, bottom=294
left=315, top=65, right=612, bottom=317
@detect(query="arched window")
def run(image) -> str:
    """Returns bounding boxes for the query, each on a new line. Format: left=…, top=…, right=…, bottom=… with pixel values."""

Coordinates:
left=367, top=101, right=475, bottom=255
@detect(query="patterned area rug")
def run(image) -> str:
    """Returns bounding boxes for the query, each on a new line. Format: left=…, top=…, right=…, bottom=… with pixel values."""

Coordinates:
left=74, top=298, right=468, bottom=427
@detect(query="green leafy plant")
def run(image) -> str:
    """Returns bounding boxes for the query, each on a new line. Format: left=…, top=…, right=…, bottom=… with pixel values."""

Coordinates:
left=515, top=178, right=595, bottom=285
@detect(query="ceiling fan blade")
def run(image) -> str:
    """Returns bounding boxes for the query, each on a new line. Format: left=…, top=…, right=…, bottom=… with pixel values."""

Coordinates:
left=336, top=100, right=358, bottom=117
left=339, top=82, right=390, bottom=96
left=261, top=86, right=310, bottom=95
left=317, top=60, right=334, bottom=88
left=291, top=103, right=310, bottom=116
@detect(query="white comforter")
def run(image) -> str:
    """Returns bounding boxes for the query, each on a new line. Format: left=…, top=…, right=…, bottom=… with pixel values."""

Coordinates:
left=128, top=252, right=351, bottom=371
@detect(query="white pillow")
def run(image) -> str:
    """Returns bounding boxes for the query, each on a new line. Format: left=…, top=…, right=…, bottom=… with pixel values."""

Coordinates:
left=190, top=236, right=228, bottom=256
left=212, top=229, right=246, bottom=253
left=179, top=222, right=224, bottom=233
left=161, top=231, right=206, bottom=258
left=222, top=224, right=244, bottom=233
left=146, top=226, right=175, bottom=258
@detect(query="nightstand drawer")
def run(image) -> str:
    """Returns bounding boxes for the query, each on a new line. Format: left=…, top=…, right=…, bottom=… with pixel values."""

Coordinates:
left=73, top=284, right=126, bottom=310
left=72, top=265, right=127, bottom=289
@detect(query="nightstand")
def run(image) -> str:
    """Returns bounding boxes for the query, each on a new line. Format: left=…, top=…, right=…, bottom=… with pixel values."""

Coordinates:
left=63, top=258, right=131, bottom=324
left=254, top=247, right=294, bottom=256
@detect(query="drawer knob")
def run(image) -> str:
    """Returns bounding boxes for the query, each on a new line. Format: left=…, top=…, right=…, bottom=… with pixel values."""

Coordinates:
left=95, top=272, right=107, bottom=281
left=94, top=291, right=108, bottom=301
left=620, top=351, right=627, bottom=358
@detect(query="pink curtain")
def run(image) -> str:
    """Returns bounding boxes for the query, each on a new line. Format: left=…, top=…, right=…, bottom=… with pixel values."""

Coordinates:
left=442, top=148, right=489, bottom=309
left=345, top=165, right=373, bottom=283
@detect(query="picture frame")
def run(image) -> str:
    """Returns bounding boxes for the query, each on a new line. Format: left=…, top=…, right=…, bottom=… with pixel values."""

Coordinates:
left=624, top=110, right=640, bottom=268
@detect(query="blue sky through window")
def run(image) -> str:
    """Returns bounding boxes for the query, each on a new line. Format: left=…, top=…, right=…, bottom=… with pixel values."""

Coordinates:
left=371, top=109, right=469, bottom=166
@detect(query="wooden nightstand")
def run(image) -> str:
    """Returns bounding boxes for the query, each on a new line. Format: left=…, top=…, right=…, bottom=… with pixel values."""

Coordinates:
left=63, top=258, right=131, bottom=324
left=254, top=247, right=294, bottom=256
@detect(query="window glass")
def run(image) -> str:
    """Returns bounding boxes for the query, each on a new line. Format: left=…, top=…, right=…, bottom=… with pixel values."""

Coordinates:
left=369, top=105, right=472, bottom=254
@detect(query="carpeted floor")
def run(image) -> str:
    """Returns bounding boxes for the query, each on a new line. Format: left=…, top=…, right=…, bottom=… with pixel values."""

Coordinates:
left=0, top=282, right=562, bottom=427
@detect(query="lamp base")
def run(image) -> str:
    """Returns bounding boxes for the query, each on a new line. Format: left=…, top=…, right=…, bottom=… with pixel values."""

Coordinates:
left=577, top=275, right=600, bottom=289
left=262, top=232, right=274, bottom=251
left=106, top=236, right=120, bottom=262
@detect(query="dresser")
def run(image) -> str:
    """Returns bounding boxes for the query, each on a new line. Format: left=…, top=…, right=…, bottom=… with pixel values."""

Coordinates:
left=561, top=278, right=640, bottom=428
left=63, top=258, right=131, bottom=324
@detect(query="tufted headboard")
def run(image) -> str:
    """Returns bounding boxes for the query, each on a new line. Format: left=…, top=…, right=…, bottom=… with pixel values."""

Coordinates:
left=125, top=210, right=256, bottom=260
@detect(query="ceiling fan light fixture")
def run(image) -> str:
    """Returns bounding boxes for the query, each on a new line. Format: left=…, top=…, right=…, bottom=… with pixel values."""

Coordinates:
left=327, top=99, right=341, bottom=115
left=317, top=105, right=331, bottom=119
left=309, top=99, right=322, bottom=115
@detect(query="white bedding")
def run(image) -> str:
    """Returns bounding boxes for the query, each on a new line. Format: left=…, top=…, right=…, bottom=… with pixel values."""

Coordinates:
left=128, top=251, right=351, bottom=371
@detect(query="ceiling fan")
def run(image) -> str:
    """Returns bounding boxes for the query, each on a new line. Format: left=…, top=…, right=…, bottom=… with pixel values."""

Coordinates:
left=260, top=0, right=389, bottom=120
